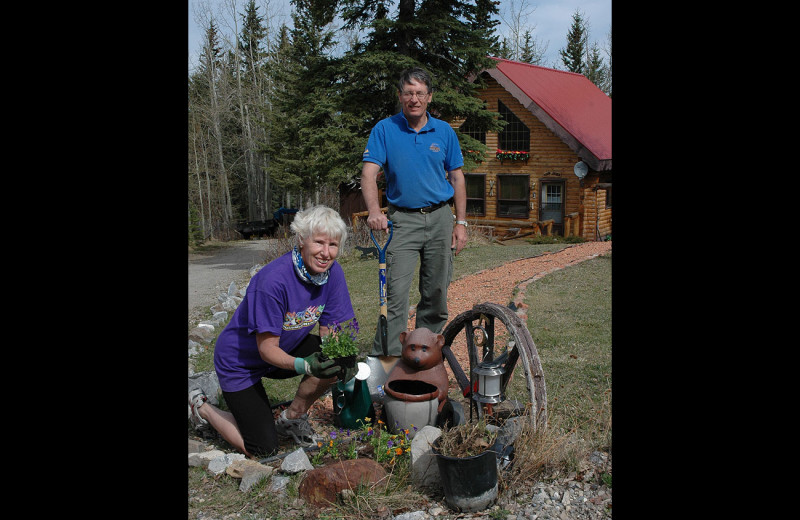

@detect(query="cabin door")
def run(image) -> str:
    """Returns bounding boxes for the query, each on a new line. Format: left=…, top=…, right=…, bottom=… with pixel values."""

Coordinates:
left=539, top=180, right=564, bottom=235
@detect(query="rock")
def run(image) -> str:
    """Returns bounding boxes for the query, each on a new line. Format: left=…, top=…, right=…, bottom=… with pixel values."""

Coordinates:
left=410, top=425, right=441, bottom=490
left=281, top=448, right=314, bottom=474
left=237, top=462, right=274, bottom=492
left=207, top=453, right=245, bottom=475
left=188, top=439, right=207, bottom=454
left=298, top=459, right=388, bottom=508
left=393, top=512, right=427, bottom=520
left=188, top=449, right=225, bottom=468
left=268, top=475, right=291, bottom=493
left=189, top=326, right=214, bottom=343
left=226, top=458, right=271, bottom=479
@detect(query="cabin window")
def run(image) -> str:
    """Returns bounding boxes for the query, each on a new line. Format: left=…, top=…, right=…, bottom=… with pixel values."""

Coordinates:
left=465, top=173, right=486, bottom=216
left=497, top=174, right=529, bottom=218
left=498, top=100, right=530, bottom=152
left=459, top=117, right=486, bottom=144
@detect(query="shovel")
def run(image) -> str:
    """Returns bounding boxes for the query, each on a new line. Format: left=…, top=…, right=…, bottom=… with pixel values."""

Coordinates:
left=370, top=221, right=393, bottom=356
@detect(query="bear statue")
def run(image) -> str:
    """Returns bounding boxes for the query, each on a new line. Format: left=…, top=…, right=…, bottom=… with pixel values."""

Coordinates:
left=384, top=327, right=450, bottom=413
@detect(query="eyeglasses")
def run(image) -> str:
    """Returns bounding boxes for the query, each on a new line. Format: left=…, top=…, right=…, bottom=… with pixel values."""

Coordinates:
left=400, top=90, right=429, bottom=100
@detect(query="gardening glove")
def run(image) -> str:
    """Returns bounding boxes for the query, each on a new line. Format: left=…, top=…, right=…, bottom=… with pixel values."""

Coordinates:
left=294, top=351, right=339, bottom=379
left=339, top=365, right=358, bottom=383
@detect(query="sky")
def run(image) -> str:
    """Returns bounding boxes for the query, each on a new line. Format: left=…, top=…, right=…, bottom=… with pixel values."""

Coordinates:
left=188, top=0, right=611, bottom=73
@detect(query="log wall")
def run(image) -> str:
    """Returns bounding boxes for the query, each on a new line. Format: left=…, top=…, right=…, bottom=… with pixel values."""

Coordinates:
left=455, top=76, right=611, bottom=240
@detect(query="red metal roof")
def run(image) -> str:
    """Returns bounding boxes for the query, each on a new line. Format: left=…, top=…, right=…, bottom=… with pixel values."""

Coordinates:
left=486, top=58, right=611, bottom=169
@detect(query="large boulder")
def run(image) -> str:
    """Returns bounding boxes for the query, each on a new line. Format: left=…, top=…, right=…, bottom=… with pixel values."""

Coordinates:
left=298, top=459, right=388, bottom=507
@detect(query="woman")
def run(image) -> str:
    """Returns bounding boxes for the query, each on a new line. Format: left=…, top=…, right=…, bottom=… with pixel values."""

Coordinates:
left=188, top=205, right=356, bottom=458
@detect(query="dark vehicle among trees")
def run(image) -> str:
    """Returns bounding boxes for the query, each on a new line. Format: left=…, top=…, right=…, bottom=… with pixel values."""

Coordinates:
left=235, top=207, right=298, bottom=239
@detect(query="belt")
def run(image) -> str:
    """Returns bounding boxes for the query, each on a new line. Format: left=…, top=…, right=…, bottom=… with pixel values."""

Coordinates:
left=390, top=199, right=451, bottom=214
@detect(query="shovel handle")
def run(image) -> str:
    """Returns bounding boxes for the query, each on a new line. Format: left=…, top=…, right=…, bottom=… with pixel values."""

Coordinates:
left=370, top=222, right=393, bottom=356
left=369, top=220, right=393, bottom=262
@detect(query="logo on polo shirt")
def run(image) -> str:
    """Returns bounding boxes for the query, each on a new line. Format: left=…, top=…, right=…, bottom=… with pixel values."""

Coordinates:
left=429, top=143, right=440, bottom=153
left=363, top=148, right=369, bottom=156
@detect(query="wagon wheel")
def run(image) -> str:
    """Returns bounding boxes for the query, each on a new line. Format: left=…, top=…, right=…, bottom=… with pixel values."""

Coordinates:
left=441, top=302, right=547, bottom=431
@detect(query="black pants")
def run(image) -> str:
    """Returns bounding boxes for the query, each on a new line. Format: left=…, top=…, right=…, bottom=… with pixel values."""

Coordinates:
left=221, top=334, right=321, bottom=458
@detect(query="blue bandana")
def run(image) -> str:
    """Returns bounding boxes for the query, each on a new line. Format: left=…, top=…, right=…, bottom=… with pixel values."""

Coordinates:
left=292, top=246, right=329, bottom=286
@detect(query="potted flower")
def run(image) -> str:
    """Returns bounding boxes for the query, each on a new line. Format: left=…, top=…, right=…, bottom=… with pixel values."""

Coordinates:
left=320, top=318, right=361, bottom=373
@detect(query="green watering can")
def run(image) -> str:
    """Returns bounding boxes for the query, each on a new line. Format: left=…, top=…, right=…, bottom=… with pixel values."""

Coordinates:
left=332, top=362, right=376, bottom=429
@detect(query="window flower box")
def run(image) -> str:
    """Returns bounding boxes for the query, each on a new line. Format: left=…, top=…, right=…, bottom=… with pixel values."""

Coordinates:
left=495, top=149, right=529, bottom=164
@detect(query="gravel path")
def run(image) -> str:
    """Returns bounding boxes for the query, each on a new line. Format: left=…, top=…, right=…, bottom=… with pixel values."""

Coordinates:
left=188, top=239, right=273, bottom=323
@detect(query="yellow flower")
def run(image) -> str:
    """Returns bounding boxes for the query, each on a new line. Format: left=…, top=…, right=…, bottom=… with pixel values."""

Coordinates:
left=364, top=417, right=371, bottom=423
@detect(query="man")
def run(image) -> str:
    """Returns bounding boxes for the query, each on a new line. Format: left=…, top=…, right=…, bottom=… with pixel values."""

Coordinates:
left=361, top=67, right=468, bottom=380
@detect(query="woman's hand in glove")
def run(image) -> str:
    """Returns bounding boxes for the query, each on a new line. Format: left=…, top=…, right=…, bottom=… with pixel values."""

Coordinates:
left=294, top=352, right=339, bottom=378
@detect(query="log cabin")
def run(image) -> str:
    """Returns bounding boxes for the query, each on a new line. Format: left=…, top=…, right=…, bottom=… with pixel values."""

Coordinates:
left=344, top=58, right=612, bottom=242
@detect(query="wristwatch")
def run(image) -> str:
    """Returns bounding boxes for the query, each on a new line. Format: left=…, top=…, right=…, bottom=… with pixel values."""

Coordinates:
left=455, top=220, right=468, bottom=227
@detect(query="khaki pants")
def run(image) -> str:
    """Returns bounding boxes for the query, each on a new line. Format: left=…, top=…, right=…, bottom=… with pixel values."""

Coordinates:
left=371, top=204, right=454, bottom=357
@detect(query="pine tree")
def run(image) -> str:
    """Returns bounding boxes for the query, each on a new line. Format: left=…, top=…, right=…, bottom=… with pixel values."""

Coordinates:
left=584, top=41, right=609, bottom=94
left=559, top=10, right=586, bottom=74
left=335, top=0, right=505, bottom=174
left=266, top=0, right=347, bottom=201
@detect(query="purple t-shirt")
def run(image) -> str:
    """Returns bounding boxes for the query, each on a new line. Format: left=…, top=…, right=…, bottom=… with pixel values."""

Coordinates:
left=214, top=251, right=355, bottom=392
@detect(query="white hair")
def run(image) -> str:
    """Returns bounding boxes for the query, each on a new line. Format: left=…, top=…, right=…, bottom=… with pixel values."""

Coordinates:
left=290, top=205, right=348, bottom=247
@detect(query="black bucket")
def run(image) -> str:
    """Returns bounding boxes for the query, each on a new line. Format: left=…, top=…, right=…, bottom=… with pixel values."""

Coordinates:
left=432, top=437, right=499, bottom=512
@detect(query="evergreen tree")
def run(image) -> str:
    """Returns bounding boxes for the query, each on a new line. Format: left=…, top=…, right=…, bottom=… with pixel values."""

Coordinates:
left=520, top=30, right=534, bottom=63
left=584, top=41, right=609, bottom=94
left=559, top=10, right=586, bottom=74
left=239, top=0, right=266, bottom=81
left=335, top=0, right=505, bottom=174
left=266, top=0, right=345, bottom=201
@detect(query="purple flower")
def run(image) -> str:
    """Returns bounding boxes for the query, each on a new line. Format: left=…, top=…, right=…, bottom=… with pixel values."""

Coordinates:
left=387, top=440, right=393, bottom=448
left=351, top=318, right=360, bottom=333
left=329, top=431, right=337, bottom=439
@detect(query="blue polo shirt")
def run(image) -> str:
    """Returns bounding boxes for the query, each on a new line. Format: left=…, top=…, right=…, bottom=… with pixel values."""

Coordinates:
left=363, top=111, right=464, bottom=209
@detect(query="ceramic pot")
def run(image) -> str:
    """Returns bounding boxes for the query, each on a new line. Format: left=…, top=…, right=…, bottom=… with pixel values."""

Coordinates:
left=382, top=379, right=439, bottom=438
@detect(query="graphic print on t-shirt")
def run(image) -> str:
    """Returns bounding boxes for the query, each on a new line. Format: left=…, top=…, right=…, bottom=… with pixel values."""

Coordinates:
left=283, top=304, right=325, bottom=330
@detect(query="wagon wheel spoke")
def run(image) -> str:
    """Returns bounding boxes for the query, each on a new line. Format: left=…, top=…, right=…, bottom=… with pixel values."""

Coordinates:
left=442, top=302, right=548, bottom=431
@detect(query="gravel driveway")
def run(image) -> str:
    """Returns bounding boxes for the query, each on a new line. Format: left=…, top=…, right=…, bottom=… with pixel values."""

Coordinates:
left=188, top=239, right=273, bottom=323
